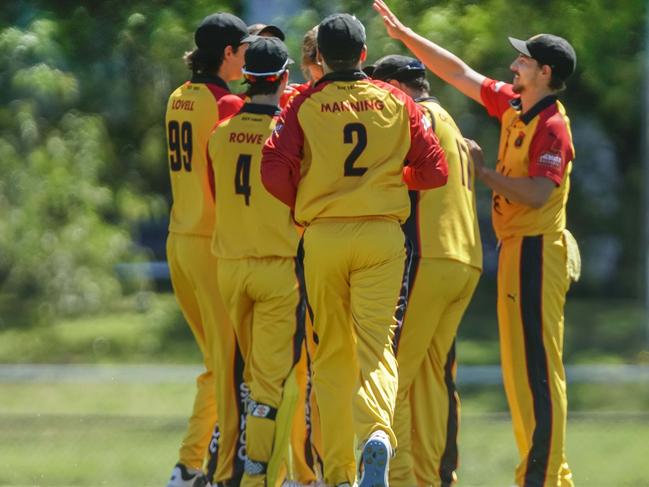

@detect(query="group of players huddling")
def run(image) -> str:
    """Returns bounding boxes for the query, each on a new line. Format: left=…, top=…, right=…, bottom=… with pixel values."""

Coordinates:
left=164, top=2, right=580, bottom=487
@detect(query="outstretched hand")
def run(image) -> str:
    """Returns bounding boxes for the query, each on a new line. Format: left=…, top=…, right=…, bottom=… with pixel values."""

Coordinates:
left=372, top=0, right=407, bottom=40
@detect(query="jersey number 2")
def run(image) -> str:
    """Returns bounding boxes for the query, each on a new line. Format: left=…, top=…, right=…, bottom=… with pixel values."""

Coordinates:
left=168, top=121, right=192, bottom=172
left=343, top=123, right=367, bottom=176
left=235, top=154, right=252, bottom=206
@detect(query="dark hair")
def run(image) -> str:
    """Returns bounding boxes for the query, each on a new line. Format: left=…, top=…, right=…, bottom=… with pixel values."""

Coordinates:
left=399, top=76, right=431, bottom=96
left=245, top=76, right=284, bottom=97
left=183, top=45, right=242, bottom=75
left=322, top=56, right=360, bottom=73
left=548, top=70, right=566, bottom=92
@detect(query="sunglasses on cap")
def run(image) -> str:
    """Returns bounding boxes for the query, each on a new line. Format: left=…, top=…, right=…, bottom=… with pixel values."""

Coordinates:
left=242, top=58, right=292, bottom=83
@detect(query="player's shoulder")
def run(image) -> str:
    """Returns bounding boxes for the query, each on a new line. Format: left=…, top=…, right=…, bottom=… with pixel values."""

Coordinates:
left=537, top=99, right=571, bottom=139
left=364, top=79, right=417, bottom=110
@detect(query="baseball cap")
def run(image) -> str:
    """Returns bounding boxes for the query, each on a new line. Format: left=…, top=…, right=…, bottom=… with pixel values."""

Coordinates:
left=508, top=34, right=577, bottom=82
left=317, top=13, right=366, bottom=62
left=248, top=23, right=286, bottom=41
left=372, top=55, right=426, bottom=81
left=243, top=37, right=293, bottom=80
left=195, top=13, right=258, bottom=52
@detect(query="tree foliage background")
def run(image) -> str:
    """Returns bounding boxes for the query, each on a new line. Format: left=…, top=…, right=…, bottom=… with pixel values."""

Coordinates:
left=0, top=0, right=646, bottom=327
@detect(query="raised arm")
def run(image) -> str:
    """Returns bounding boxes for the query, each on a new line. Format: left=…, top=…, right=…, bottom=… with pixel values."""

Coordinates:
left=373, top=0, right=486, bottom=105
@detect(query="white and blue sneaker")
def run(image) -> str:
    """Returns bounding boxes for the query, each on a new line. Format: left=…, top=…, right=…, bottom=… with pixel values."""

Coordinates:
left=358, top=431, right=392, bottom=487
left=166, top=463, right=212, bottom=487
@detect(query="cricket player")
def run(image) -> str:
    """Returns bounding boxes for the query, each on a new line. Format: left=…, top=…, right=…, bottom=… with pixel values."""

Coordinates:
left=371, top=55, right=482, bottom=487
left=374, top=1, right=580, bottom=485
left=164, top=12, right=255, bottom=487
left=207, top=37, right=306, bottom=487
left=261, top=13, right=448, bottom=487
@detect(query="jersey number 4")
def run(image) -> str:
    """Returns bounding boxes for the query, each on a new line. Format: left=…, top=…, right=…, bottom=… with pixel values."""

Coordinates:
left=168, top=121, right=193, bottom=172
left=235, top=154, right=252, bottom=206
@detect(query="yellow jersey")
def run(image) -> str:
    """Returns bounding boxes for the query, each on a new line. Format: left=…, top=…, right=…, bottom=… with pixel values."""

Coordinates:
left=480, top=78, right=575, bottom=240
left=261, top=71, right=448, bottom=226
left=165, top=74, right=244, bottom=237
left=406, top=98, right=482, bottom=269
left=208, top=103, right=299, bottom=259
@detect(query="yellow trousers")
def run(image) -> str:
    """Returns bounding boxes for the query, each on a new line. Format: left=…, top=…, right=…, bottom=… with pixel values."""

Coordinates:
left=217, top=257, right=306, bottom=487
left=498, top=235, right=573, bottom=487
left=167, top=233, right=244, bottom=483
left=302, top=219, right=404, bottom=485
left=390, top=258, right=480, bottom=487
left=290, top=312, right=323, bottom=483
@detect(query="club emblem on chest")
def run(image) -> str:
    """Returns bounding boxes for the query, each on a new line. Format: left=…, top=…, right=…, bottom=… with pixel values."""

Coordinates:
left=514, top=131, right=526, bottom=147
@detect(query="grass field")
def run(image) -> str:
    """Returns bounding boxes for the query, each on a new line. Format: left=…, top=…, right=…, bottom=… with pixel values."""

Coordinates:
left=1, top=382, right=649, bottom=487
left=1, top=293, right=648, bottom=485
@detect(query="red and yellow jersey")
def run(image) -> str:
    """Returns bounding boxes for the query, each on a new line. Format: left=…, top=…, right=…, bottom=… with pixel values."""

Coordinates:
left=480, top=78, right=574, bottom=240
left=405, top=98, right=482, bottom=269
left=165, top=74, right=244, bottom=237
left=261, top=71, right=448, bottom=226
left=208, top=104, right=299, bottom=259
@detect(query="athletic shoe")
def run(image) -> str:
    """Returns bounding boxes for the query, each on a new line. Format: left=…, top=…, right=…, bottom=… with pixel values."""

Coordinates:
left=166, top=463, right=212, bottom=487
left=358, top=431, right=392, bottom=487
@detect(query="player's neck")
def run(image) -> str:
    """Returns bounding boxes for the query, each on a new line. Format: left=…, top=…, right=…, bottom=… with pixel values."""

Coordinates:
left=519, top=86, right=556, bottom=115
left=250, top=93, right=281, bottom=107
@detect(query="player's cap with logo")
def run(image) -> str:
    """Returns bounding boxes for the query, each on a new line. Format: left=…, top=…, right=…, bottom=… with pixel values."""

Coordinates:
left=371, top=55, right=426, bottom=82
left=243, top=37, right=294, bottom=82
left=317, top=13, right=366, bottom=63
left=195, top=13, right=258, bottom=53
left=508, top=34, right=577, bottom=82
left=247, top=23, right=286, bottom=41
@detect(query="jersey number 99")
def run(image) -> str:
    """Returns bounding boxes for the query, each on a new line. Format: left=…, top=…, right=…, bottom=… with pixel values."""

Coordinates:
left=168, top=121, right=193, bottom=172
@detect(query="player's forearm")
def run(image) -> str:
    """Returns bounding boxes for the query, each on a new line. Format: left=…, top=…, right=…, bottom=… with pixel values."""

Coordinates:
left=393, top=28, right=485, bottom=105
left=404, top=148, right=448, bottom=190
left=260, top=159, right=297, bottom=208
left=478, top=168, right=553, bottom=208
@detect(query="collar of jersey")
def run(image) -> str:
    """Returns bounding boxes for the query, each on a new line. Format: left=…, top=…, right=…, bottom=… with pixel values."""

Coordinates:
left=314, top=70, right=368, bottom=87
left=190, top=73, right=230, bottom=91
left=510, top=94, right=558, bottom=125
left=240, top=103, right=281, bottom=116
left=414, top=96, right=439, bottom=105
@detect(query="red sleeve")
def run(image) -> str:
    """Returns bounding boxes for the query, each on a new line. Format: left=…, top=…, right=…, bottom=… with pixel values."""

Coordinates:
left=480, top=78, right=517, bottom=121
left=399, top=95, right=448, bottom=190
left=261, top=95, right=307, bottom=208
left=527, top=111, right=574, bottom=186
left=279, top=85, right=300, bottom=109
left=217, top=94, right=245, bottom=120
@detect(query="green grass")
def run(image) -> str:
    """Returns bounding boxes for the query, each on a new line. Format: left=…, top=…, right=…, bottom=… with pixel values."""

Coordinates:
left=1, top=382, right=649, bottom=486
left=1, top=292, right=647, bottom=366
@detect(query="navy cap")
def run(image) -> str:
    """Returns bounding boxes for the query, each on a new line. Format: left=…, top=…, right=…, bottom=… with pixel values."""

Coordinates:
left=509, top=34, right=577, bottom=82
left=243, top=37, right=293, bottom=77
left=248, top=23, right=286, bottom=41
left=195, top=13, right=258, bottom=52
left=317, top=13, right=366, bottom=63
left=372, top=55, right=426, bottom=82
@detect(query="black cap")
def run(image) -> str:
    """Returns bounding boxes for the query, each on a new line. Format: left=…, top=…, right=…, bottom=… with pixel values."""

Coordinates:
left=317, top=13, right=366, bottom=62
left=248, top=23, right=286, bottom=41
left=362, top=64, right=375, bottom=77
left=243, top=37, right=293, bottom=76
left=372, top=55, right=426, bottom=81
left=195, top=13, right=258, bottom=52
left=508, top=34, right=576, bottom=82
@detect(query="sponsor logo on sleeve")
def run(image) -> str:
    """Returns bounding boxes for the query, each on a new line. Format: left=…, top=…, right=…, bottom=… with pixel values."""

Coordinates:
left=538, top=151, right=563, bottom=169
